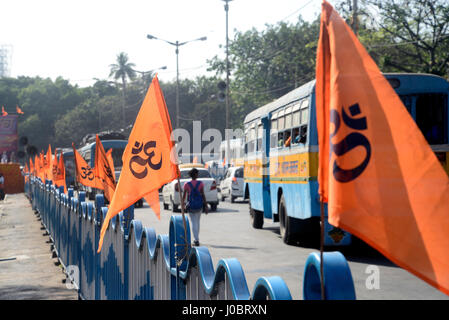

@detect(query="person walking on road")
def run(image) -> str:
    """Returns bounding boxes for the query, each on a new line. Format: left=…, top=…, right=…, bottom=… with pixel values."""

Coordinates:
left=182, top=168, right=208, bottom=246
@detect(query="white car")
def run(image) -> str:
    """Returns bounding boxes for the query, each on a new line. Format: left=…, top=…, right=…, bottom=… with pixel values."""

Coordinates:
left=219, top=166, right=244, bottom=203
left=162, top=165, right=219, bottom=212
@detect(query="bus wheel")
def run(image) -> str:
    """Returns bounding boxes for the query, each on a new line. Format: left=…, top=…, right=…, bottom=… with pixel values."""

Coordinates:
left=279, top=195, right=297, bottom=245
left=250, top=203, right=264, bottom=229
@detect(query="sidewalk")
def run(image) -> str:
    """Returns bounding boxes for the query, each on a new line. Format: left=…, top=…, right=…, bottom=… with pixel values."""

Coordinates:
left=0, top=193, right=77, bottom=300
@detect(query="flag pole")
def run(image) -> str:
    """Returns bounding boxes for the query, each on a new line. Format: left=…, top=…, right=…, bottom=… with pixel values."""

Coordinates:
left=320, top=199, right=325, bottom=300
left=175, top=174, right=188, bottom=300
left=176, top=174, right=189, bottom=262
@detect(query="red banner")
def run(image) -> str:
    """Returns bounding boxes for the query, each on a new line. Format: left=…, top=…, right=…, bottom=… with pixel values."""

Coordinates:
left=0, top=115, right=18, bottom=161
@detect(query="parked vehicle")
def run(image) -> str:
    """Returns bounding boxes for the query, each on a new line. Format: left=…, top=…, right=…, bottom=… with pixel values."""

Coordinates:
left=219, top=166, right=244, bottom=203
left=162, top=164, right=219, bottom=212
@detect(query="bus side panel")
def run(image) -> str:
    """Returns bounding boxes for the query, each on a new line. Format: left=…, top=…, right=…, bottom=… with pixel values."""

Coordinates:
left=247, top=181, right=264, bottom=213
left=270, top=182, right=313, bottom=220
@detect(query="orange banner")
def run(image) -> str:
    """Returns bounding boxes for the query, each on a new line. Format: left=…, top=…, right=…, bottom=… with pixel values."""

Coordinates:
left=94, top=135, right=116, bottom=202
left=72, top=144, right=97, bottom=188
left=53, top=152, right=67, bottom=193
left=98, top=75, right=179, bottom=252
left=316, top=1, right=449, bottom=295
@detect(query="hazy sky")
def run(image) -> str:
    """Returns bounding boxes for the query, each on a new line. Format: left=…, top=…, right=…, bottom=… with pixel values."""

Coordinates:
left=0, top=0, right=325, bottom=87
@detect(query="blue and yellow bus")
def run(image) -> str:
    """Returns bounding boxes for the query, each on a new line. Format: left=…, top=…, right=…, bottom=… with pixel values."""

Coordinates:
left=243, top=73, right=449, bottom=246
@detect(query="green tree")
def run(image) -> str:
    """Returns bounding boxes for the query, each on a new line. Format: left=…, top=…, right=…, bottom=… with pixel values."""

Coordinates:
left=337, top=0, right=449, bottom=76
left=208, top=17, right=320, bottom=128
left=109, top=52, right=137, bottom=128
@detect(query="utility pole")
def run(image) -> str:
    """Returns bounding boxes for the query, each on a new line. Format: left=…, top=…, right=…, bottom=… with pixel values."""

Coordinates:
left=222, top=0, right=232, bottom=167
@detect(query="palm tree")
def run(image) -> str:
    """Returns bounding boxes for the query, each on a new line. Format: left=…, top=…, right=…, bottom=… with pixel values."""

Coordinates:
left=109, top=52, right=136, bottom=129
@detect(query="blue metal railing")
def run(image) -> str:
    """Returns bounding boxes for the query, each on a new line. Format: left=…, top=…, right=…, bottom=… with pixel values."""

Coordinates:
left=25, top=176, right=356, bottom=300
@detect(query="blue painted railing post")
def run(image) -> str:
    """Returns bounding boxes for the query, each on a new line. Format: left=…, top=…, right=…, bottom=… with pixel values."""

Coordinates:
left=94, top=194, right=105, bottom=300
left=77, top=191, right=86, bottom=298
left=122, top=205, right=134, bottom=300
left=67, top=189, right=73, bottom=267
left=169, top=215, right=190, bottom=300
left=303, top=251, right=356, bottom=300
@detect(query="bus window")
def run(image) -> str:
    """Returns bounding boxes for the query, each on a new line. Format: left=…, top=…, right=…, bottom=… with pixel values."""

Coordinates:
left=270, top=112, right=278, bottom=149
left=292, top=102, right=301, bottom=128
left=277, top=132, right=284, bottom=147
left=292, top=128, right=300, bottom=145
left=300, top=125, right=307, bottom=144
left=109, top=148, right=124, bottom=168
left=301, top=99, right=309, bottom=125
left=284, top=130, right=292, bottom=147
left=285, top=106, right=293, bottom=129
left=247, top=125, right=256, bottom=154
left=278, top=110, right=285, bottom=131
left=257, top=123, right=263, bottom=151
left=416, top=93, right=448, bottom=145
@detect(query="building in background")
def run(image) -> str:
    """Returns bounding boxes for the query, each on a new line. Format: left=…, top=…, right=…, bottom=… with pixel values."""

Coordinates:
left=0, top=45, right=12, bottom=78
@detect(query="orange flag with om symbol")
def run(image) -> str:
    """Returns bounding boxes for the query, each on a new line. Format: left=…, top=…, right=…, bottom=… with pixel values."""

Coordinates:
left=316, top=1, right=449, bottom=295
left=53, top=151, right=67, bottom=193
left=94, top=135, right=116, bottom=202
left=72, top=144, right=97, bottom=189
left=98, top=75, right=179, bottom=252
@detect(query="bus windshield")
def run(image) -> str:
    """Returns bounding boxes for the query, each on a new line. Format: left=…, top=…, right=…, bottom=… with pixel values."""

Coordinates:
left=107, top=148, right=124, bottom=169
left=400, top=93, right=448, bottom=145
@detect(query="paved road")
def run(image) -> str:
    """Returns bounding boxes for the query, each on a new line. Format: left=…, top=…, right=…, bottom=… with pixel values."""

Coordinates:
left=0, top=194, right=77, bottom=300
left=133, top=197, right=449, bottom=300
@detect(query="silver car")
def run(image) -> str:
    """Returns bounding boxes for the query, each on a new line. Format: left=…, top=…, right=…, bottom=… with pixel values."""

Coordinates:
left=219, top=166, right=244, bottom=203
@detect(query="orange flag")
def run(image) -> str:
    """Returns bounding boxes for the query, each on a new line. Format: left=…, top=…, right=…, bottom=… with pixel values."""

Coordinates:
left=105, top=149, right=116, bottom=181
left=39, top=152, right=46, bottom=181
left=49, top=148, right=58, bottom=182
left=44, top=145, right=52, bottom=180
left=16, top=105, right=24, bottom=114
left=316, top=1, right=449, bottom=295
left=29, top=158, right=34, bottom=176
left=98, top=75, right=179, bottom=252
left=94, top=135, right=116, bottom=202
left=72, top=144, right=97, bottom=188
left=1, top=106, right=7, bottom=116
left=53, top=152, right=67, bottom=193
left=34, top=155, right=39, bottom=178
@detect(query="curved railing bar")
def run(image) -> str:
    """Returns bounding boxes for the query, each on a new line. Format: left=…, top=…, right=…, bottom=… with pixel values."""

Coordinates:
left=26, top=179, right=356, bottom=301
left=252, top=276, right=292, bottom=300
left=303, top=251, right=356, bottom=300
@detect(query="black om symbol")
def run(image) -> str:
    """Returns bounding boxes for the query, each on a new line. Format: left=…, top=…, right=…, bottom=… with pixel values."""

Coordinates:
left=103, top=164, right=115, bottom=184
left=330, top=103, right=371, bottom=183
left=129, top=141, right=162, bottom=179
left=80, top=166, right=94, bottom=181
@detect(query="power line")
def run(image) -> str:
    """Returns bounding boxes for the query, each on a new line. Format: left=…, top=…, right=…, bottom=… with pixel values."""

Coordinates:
left=279, top=0, right=315, bottom=22
left=366, top=33, right=449, bottom=49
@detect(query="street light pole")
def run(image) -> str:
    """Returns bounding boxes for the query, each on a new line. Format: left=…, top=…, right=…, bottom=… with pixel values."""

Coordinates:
left=146, top=34, right=207, bottom=128
left=133, top=66, right=167, bottom=97
left=222, top=0, right=232, bottom=167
